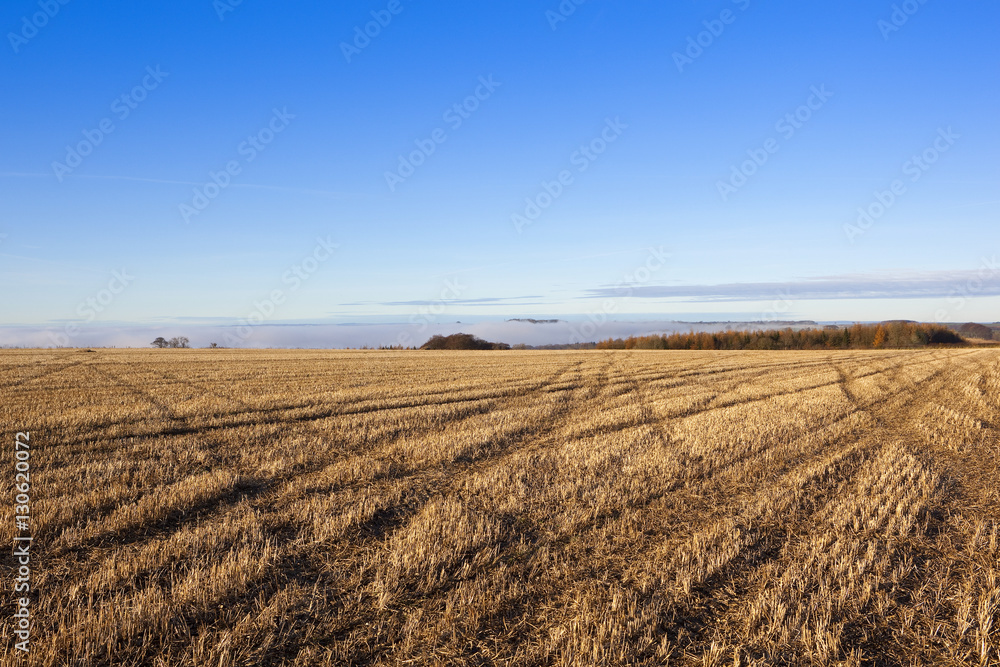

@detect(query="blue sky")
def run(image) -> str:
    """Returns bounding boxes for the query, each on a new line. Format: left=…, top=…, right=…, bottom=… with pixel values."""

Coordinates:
left=2, top=1, right=999, bottom=345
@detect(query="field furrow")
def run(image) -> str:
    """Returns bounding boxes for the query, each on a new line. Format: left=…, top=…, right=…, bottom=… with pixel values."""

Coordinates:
left=1, top=348, right=997, bottom=666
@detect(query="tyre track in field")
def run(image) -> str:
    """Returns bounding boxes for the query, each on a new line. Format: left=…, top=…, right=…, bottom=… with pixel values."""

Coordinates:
left=154, top=360, right=541, bottom=421
left=303, top=357, right=616, bottom=659
left=376, top=360, right=868, bottom=667
left=553, top=351, right=882, bottom=541
left=67, top=358, right=589, bottom=588
left=671, top=350, right=990, bottom=661
left=580, top=351, right=945, bottom=476
left=525, top=352, right=966, bottom=662
left=58, top=351, right=933, bottom=449
left=0, top=354, right=86, bottom=391
left=830, top=359, right=863, bottom=408
left=522, top=422, right=876, bottom=664
left=53, top=362, right=577, bottom=447
left=154, top=366, right=259, bottom=413
left=893, top=350, right=1000, bottom=515
left=314, top=357, right=593, bottom=505
left=42, top=350, right=996, bottom=666
left=50, top=358, right=584, bottom=544
left=60, top=352, right=953, bottom=560
left=510, top=352, right=947, bottom=506
left=695, top=351, right=967, bottom=503
left=165, top=358, right=597, bottom=652
left=637, top=351, right=939, bottom=423
left=84, top=363, right=182, bottom=422
left=52, top=363, right=579, bottom=528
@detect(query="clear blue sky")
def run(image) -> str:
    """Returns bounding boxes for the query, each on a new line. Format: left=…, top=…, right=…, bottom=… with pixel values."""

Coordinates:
left=2, top=0, right=999, bottom=339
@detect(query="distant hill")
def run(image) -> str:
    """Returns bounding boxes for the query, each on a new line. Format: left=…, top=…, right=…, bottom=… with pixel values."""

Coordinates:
left=956, top=322, right=996, bottom=340
left=420, top=333, right=510, bottom=350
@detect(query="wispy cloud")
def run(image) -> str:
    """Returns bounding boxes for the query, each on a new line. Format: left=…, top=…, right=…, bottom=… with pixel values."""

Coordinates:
left=581, top=269, right=1000, bottom=301
left=0, top=171, right=363, bottom=198
left=346, top=296, right=547, bottom=307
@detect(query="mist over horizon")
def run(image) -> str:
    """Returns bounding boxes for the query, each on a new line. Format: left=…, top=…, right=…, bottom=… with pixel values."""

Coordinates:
left=4, top=315, right=997, bottom=350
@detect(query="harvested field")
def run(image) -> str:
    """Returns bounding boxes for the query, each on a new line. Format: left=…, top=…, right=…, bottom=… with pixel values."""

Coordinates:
left=2, top=348, right=999, bottom=665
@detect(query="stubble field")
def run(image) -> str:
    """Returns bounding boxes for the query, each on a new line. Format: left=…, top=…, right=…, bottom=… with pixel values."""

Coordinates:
left=2, top=348, right=999, bottom=666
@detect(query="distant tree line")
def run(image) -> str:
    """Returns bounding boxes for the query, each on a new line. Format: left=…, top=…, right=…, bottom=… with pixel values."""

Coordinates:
left=420, top=333, right=510, bottom=350
left=151, top=336, right=190, bottom=349
left=595, top=322, right=965, bottom=351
